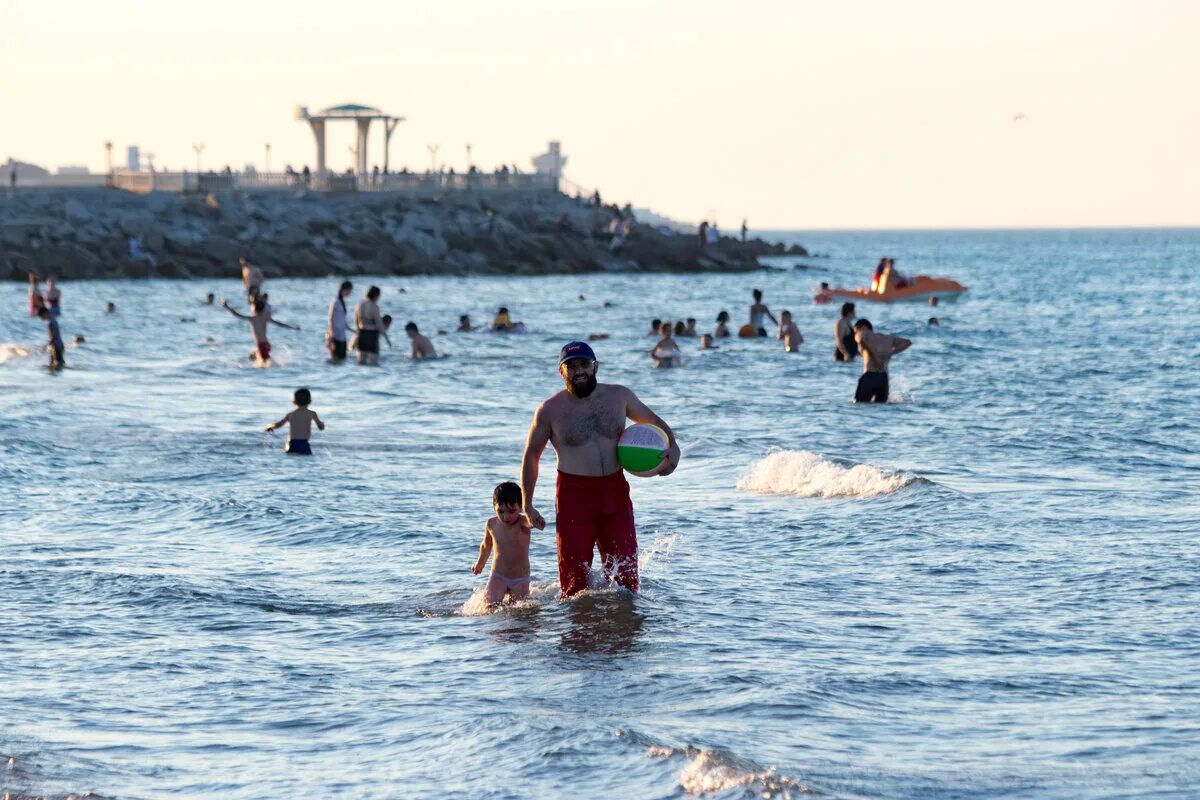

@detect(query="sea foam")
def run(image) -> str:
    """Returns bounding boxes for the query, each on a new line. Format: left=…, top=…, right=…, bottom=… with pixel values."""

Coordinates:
left=737, top=449, right=915, bottom=499
left=647, top=744, right=811, bottom=798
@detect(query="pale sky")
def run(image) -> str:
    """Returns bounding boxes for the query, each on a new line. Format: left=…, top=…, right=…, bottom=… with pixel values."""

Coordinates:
left=2, top=0, right=1197, bottom=228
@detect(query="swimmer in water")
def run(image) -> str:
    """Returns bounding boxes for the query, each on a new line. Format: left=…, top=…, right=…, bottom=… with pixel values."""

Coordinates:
left=36, top=307, right=64, bottom=370
left=471, top=481, right=533, bottom=606
left=778, top=310, right=804, bottom=352
left=852, top=319, right=912, bottom=403
left=814, top=282, right=833, bottom=304
left=406, top=322, right=437, bottom=359
left=834, top=302, right=858, bottom=362
left=105, top=302, right=116, bottom=314
left=646, top=318, right=662, bottom=337
left=457, top=314, right=478, bottom=332
left=928, top=317, right=939, bottom=326
left=699, top=333, right=717, bottom=350
left=204, top=293, right=215, bottom=305
left=714, top=310, right=731, bottom=338
left=265, top=387, right=325, bottom=455
left=683, top=318, right=698, bottom=337
left=221, top=297, right=298, bottom=367
left=650, top=321, right=682, bottom=368
left=749, top=289, right=777, bottom=337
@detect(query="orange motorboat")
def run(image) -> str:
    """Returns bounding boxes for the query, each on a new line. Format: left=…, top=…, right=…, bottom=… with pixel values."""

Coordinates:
left=827, top=275, right=967, bottom=304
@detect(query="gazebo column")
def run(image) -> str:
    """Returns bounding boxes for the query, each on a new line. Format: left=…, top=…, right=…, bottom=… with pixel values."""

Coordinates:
left=307, top=118, right=327, bottom=175
left=383, top=118, right=400, bottom=174
left=355, top=119, right=371, bottom=176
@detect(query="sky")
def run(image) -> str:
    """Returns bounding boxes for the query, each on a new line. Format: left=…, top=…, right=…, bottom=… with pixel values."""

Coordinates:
left=2, top=0, right=1197, bottom=228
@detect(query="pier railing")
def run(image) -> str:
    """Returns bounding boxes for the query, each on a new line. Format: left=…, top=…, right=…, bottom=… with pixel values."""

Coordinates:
left=109, top=169, right=558, bottom=196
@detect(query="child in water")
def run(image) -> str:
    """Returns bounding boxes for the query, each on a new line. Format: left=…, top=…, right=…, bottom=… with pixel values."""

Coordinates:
left=471, top=482, right=532, bottom=606
left=265, top=387, right=325, bottom=455
left=650, top=321, right=682, bottom=368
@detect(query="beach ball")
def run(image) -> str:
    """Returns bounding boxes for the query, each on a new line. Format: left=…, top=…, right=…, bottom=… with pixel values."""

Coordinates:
left=618, top=424, right=669, bottom=477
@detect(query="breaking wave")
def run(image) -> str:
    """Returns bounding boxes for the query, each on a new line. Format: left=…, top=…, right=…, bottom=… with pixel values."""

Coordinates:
left=737, top=449, right=919, bottom=499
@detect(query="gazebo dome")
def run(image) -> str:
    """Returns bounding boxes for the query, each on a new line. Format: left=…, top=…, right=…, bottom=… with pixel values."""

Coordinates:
left=318, top=103, right=381, bottom=115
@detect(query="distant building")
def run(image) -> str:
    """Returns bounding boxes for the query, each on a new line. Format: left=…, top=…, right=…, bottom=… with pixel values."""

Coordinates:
left=56, top=165, right=91, bottom=175
left=127, top=146, right=140, bottom=171
left=531, top=141, right=566, bottom=185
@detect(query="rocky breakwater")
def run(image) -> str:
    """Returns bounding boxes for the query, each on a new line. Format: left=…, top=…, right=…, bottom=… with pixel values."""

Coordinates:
left=1, top=188, right=806, bottom=281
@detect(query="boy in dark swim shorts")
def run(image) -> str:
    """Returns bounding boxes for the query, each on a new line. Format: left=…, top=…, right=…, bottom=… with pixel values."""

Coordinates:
left=265, top=387, right=325, bottom=454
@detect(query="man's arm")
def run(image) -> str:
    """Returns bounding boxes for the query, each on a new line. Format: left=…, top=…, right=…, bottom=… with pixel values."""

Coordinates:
left=269, top=316, right=300, bottom=331
left=221, top=300, right=248, bottom=320
left=312, top=412, right=325, bottom=431
left=892, top=336, right=913, bottom=355
left=265, top=411, right=290, bottom=432
left=766, top=306, right=778, bottom=325
left=623, top=387, right=681, bottom=476
left=520, top=404, right=552, bottom=529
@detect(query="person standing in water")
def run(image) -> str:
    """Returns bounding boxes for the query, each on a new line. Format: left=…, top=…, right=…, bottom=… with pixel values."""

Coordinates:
left=221, top=297, right=298, bottom=367
left=36, top=307, right=64, bottom=370
left=354, top=286, right=383, bottom=365
left=852, top=319, right=911, bottom=403
left=777, top=310, right=803, bottom=352
left=240, top=257, right=263, bottom=300
left=520, top=341, right=680, bottom=598
left=834, top=302, right=858, bottom=362
left=326, top=280, right=353, bottom=362
left=749, top=289, right=777, bottom=337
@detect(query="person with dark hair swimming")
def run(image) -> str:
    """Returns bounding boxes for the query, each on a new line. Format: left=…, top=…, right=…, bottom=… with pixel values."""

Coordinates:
left=714, top=310, right=731, bottom=338
left=852, top=319, right=911, bottom=403
left=520, top=341, right=680, bottom=598
left=834, top=302, right=859, bottom=362
left=406, top=322, right=437, bottom=359
left=265, top=387, right=325, bottom=455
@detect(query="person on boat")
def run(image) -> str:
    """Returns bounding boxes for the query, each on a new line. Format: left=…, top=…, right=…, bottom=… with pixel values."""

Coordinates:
left=878, top=258, right=910, bottom=293
left=491, top=307, right=523, bottom=332
left=870, top=258, right=887, bottom=293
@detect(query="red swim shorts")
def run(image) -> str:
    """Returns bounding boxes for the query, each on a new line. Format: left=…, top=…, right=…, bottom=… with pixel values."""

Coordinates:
left=257, top=341, right=271, bottom=361
left=555, top=470, right=638, bottom=598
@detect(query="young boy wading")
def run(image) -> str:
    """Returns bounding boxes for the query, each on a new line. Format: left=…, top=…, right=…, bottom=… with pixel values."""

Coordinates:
left=521, top=341, right=680, bottom=599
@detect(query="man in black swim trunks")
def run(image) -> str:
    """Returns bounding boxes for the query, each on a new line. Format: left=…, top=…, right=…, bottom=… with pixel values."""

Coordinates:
left=852, top=319, right=911, bottom=403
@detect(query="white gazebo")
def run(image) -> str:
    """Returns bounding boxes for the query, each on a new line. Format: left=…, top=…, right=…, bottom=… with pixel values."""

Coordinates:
left=295, top=103, right=405, bottom=176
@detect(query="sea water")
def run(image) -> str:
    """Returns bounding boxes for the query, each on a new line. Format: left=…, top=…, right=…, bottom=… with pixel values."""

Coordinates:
left=1, top=228, right=1197, bottom=799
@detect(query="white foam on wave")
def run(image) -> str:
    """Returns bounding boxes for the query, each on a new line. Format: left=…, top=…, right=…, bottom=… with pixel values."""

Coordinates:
left=647, top=744, right=811, bottom=798
left=0, top=343, right=32, bottom=363
left=737, top=449, right=914, bottom=499
left=457, top=581, right=554, bottom=617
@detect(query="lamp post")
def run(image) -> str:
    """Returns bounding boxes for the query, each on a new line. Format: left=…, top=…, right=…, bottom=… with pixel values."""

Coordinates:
left=465, top=143, right=472, bottom=172
left=192, top=143, right=205, bottom=173
left=104, top=141, right=112, bottom=174
left=426, top=143, right=439, bottom=173
left=265, top=142, right=271, bottom=173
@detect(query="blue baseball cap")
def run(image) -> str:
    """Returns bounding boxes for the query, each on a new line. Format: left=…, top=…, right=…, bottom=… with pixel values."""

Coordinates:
left=559, top=341, right=596, bottom=365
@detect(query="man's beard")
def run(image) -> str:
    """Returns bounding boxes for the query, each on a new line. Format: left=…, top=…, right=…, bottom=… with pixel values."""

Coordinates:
left=565, top=374, right=597, bottom=398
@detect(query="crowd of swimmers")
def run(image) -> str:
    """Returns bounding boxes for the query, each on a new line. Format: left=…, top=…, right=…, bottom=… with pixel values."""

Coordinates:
left=20, top=255, right=929, bottom=406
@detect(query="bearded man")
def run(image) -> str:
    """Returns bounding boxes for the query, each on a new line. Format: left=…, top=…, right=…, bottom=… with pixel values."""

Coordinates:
left=520, top=341, right=680, bottom=598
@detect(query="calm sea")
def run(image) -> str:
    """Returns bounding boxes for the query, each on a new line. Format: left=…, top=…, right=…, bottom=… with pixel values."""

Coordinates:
left=2, top=228, right=1198, bottom=799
